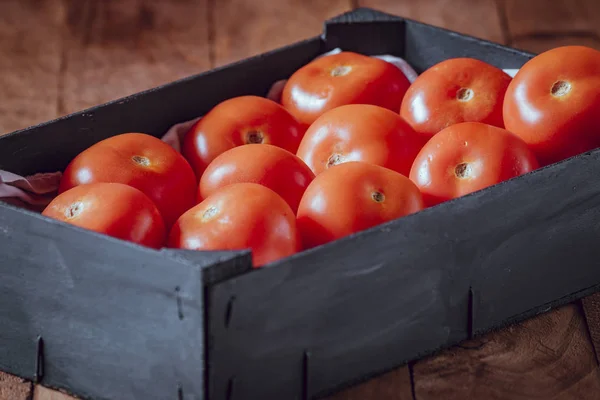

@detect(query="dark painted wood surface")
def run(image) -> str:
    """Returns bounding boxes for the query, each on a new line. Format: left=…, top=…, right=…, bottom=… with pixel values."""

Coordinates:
left=2, top=2, right=600, bottom=400
left=0, top=203, right=209, bottom=400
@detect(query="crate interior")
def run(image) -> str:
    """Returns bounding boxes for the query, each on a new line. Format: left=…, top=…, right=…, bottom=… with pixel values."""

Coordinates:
left=2, top=8, right=600, bottom=400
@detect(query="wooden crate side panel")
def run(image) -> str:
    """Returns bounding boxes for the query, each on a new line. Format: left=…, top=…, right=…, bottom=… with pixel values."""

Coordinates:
left=0, top=203, right=208, bottom=400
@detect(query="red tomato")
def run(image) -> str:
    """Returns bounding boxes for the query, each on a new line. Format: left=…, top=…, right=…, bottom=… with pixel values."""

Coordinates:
left=169, top=183, right=301, bottom=267
left=199, top=144, right=314, bottom=212
left=296, top=104, right=426, bottom=176
left=182, top=96, right=303, bottom=178
left=297, top=161, right=424, bottom=249
left=43, top=183, right=166, bottom=248
left=400, top=57, right=512, bottom=138
left=409, top=122, right=539, bottom=207
left=282, top=51, right=410, bottom=127
left=503, top=46, right=600, bottom=166
left=59, top=133, right=196, bottom=229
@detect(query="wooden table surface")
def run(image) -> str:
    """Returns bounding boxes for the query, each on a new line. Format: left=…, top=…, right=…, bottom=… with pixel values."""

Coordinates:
left=2, top=1, right=600, bottom=399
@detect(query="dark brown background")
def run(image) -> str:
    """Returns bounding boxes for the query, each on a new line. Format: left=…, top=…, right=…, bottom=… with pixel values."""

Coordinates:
left=2, top=0, right=600, bottom=399
left=2, top=0, right=600, bottom=136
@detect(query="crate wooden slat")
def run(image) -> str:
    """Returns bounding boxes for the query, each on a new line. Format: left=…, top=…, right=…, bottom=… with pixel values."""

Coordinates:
left=3, top=2, right=600, bottom=399
left=0, top=204, right=211, bottom=400
left=6, top=304, right=598, bottom=400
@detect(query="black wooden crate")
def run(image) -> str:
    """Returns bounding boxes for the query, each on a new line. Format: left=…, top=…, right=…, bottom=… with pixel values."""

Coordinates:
left=1, top=7, right=600, bottom=400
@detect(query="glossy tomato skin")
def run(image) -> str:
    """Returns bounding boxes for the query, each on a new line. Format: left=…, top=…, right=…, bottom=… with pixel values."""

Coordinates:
left=43, top=183, right=166, bottom=249
left=169, top=183, right=301, bottom=267
left=297, top=161, right=424, bottom=249
left=199, top=144, right=314, bottom=212
left=503, top=46, right=600, bottom=166
left=296, top=104, right=426, bottom=176
left=409, top=122, right=539, bottom=207
left=400, top=58, right=511, bottom=138
left=282, top=52, right=411, bottom=127
left=182, top=96, right=304, bottom=178
left=59, top=133, right=196, bottom=229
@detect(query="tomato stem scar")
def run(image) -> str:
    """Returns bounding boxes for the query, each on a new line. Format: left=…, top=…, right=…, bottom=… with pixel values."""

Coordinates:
left=455, top=162, right=473, bottom=179
left=331, top=65, right=352, bottom=77
left=65, top=201, right=84, bottom=219
left=201, top=206, right=218, bottom=221
left=551, top=80, right=571, bottom=97
left=371, top=191, right=385, bottom=203
left=456, top=88, right=474, bottom=102
left=132, top=155, right=150, bottom=166
left=245, top=130, right=264, bottom=144
left=327, top=153, right=346, bottom=168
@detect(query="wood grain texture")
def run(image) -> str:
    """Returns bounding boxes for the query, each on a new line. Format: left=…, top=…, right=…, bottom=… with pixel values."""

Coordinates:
left=358, top=0, right=505, bottom=43
left=502, top=0, right=600, bottom=52
left=581, top=294, right=600, bottom=363
left=0, top=371, right=32, bottom=400
left=33, top=385, right=77, bottom=400
left=0, top=371, right=31, bottom=400
left=2, top=2, right=600, bottom=400
left=212, top=0, right=351, bottom=67
left=413, top=305, right=600, bottom=399
left=59, top=0, right=211, bottom=116
left=324, top=366, right=413, bottom=400
left=0, top=0, right=63, bottom=135
left=511, top=36, right=600, bottom=54
left=503, top=0, right=600, bottom=37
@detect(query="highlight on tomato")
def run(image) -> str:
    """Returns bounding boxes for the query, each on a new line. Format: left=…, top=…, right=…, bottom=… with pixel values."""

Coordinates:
left=43, top=182, right=166, bottom=249
left=400, top=57, right=512, bottom=138
left=296, top=104, right=426, bottom=177
left=297, top=161, right=424, bottom=249
left=182, top=95, right=304, bottom=178
left=409, top=122, right=539, bottom=207
left=199, top=144, right=314, bottom=212
left=281, top=51, right=411, bottom=128
left=503, top=45, right=600, bottom=166
left=169, top=183, right=301, bottom=267
left=59, top=132, right=197, bottom=229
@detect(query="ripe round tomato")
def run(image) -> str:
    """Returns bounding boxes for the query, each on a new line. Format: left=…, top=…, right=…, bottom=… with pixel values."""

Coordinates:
left=296, top=104, right=426, bottom=176
left=400, top=57, right=512, bottom=138
left=503, top=46, right=600, bottom=166
left=169, top=183, right=301, bottom=267
left=43, top=183, right=166, bottom=248
left=199, top=144, right=314, bottom=212
left=297, top=161, right=424, bottom=249
left=59, top=133, right=196, bottom=229
left=182, top=95, right=304, bottom=178
left=281, top=51, right=411, bottom=127
left=409, top=122, right=539, bottom=207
